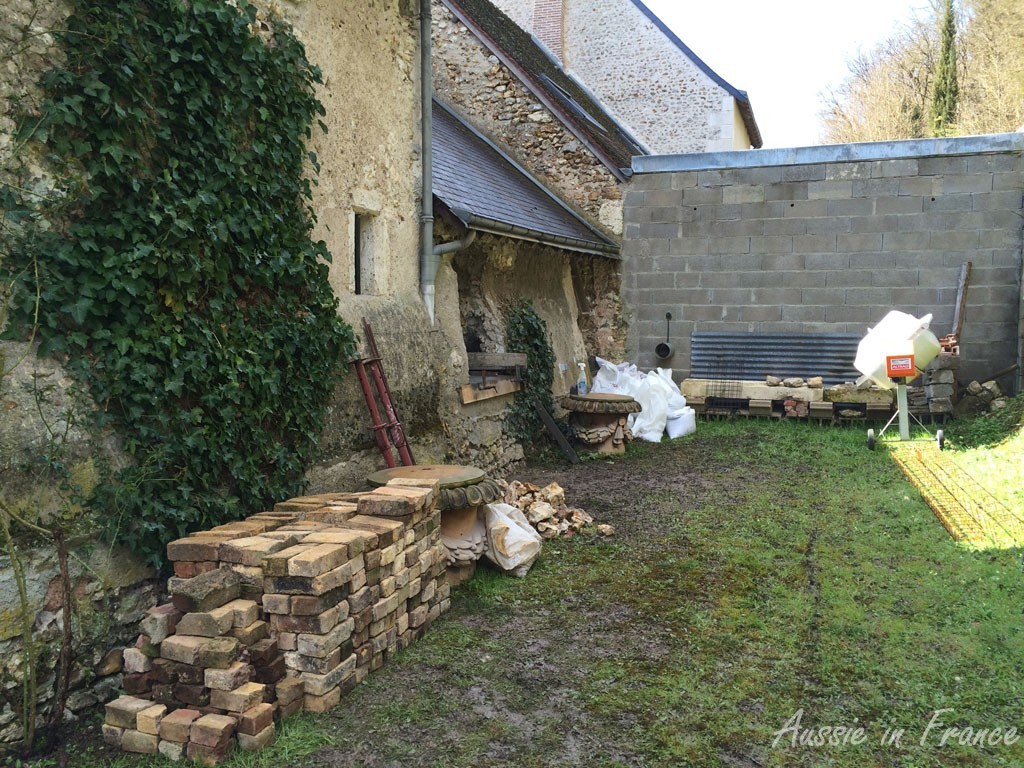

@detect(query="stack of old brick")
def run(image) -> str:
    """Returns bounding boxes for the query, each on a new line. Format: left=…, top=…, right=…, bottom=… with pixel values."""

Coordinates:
left=782, top=398, right=810, bottom=418
left=102, top=477, right=448, bottom=764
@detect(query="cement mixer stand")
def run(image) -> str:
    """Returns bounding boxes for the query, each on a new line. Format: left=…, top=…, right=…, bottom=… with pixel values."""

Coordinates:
left=867, top=353, right=945, bottom=450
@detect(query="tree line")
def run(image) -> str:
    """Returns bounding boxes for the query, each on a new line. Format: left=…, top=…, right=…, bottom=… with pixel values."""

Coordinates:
left=821, top=0, right=1024, bottom=142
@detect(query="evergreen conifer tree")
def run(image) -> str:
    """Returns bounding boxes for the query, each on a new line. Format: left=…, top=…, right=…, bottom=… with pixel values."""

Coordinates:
left=931, top=0, right=959, bottom=135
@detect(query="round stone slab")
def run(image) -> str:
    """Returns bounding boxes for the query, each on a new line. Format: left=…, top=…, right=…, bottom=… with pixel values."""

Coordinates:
left=561, top=392, right=642, bottom=414
left=567, top=393, right=636, bottom=402
left=367, top=464, right=485, bottom=490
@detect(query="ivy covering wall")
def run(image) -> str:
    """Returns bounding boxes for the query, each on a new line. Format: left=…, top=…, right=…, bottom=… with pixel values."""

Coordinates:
left=504, top=300, right=557, bottom=443
left=2, top=0, right=355, bottom=567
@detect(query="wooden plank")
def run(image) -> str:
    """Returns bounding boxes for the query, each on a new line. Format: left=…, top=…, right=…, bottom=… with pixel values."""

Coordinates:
left=458, top=379, right=521, bottom=404
left=950, top=261, right=972, bottom=339
left=532, top=396, right=579, bottom=464
left=467, top=352, right=528, bottom=370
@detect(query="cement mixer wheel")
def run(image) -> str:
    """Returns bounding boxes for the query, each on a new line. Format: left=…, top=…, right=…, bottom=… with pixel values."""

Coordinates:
left=867, top=429, right=876, bottom=450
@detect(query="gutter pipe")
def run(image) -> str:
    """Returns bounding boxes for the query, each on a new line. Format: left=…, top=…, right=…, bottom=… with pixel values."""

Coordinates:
left=434, top=229, right=477, bottom=257
left=419, top=0, right=436, bottom=322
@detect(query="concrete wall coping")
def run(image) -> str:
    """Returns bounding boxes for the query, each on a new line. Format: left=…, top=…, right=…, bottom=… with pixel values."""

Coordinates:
left=631, top=132, right=1024, bottom=174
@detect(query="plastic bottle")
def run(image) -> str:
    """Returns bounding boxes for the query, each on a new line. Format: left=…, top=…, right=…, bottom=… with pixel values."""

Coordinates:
left=576, top=363, right=588, bottom=396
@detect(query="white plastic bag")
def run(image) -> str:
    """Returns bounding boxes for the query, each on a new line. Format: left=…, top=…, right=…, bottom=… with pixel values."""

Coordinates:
left=592, top=356, right=636, bottom=395
left=666, top=407, right=696, bottom=438
left=628, top=372, right=673, bottom=442
left=484, top=503, right=543, bottom=577
left=653, top=368, right=688, bottom=419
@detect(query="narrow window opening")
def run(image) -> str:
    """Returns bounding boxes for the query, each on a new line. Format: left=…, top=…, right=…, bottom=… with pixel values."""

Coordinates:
left=354, top=214, right=364, bottom=295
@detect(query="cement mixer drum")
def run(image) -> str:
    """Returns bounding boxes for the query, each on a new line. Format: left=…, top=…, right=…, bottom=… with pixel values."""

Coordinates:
left=854, top=310, right=941, bottom=390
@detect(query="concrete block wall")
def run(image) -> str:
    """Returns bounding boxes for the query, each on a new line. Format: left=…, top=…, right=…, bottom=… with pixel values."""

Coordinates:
left=623, top=134, right=1024, bottom=391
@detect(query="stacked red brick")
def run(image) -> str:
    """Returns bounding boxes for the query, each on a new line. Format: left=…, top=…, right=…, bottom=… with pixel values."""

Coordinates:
left=783, top=398, right=809, bottom=418
left=103, top=478, right=447, bottom=763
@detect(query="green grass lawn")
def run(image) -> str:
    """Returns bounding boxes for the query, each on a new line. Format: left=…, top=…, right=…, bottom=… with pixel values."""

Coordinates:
left=33, top=414, right=1024, bottom=768
left=947, top=394, right=1024, bottom=515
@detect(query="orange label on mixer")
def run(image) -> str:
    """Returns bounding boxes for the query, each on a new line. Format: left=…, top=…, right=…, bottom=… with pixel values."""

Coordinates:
left=886, top=354, right=915, bottom=378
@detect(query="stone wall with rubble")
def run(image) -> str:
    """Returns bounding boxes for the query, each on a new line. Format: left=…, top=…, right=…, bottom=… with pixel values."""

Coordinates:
left=280, top=0, right=466, bottom=480
left=1, top=0, right=457, bottom=753
left=435, top=224, right=625, bottom=398
left=486, top=0, right=751, bottom=153
left=624, top=135, right=1024, bottom=392
left=431, top=0, right=624, bottom=237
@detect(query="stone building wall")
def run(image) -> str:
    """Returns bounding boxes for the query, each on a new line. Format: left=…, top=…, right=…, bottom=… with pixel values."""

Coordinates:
left=562, top=0, right=746, bottom=154
left=430, top=226, right=622, bottom=470
left=0, top=0, right=456, bottom=751
left=486, top=0, right=751, bottom=153
left=623, top=134, right=1024, bottom=392
left=431, top=0, right=624, bottom=236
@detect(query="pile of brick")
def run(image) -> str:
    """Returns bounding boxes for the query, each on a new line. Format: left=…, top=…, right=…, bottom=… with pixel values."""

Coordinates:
left=781, top=398, right=810, bottom=418
left=102, top=477, right=449, bottom=763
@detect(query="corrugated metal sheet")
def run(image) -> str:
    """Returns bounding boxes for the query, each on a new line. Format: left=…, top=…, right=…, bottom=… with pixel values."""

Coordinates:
left=690, top=332, right=862, bottom=385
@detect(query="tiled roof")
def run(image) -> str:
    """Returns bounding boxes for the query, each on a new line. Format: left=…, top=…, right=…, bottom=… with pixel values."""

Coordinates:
left=438, top=0, right=646, bottom=177
left=432, top=99, right=619, bottom=256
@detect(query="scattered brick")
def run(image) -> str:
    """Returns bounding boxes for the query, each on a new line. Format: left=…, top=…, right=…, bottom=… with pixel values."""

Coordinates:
left=262, top=544, right=316, bottom=577
left=139, top=603, right=182, bottom=644
left=287, top=543, right=349, bottom=577
left=190, top=713, right=237, bottom=748
left=173, top=683, right=210, bottom=708
left=197, top=636, right=242, bottom=669
left=247, top=638, right=279, bottom=666
left=187, top=740, right=233, bottom=767
left=237, top=702, right=274, bottom=736
left=176, top=604, right=235, bottom=637
left=158, top=739, right=186, bottom=761
left=274, top=677, right=304, bottom=706
left=303, top=686, right=341, bottom=713
left=237, top=723, right=276, bottom=751
left=223, top=599, right=260, bottom=627
left=169, top=568, right=241, bottom=614
left=136, top=703, right=166, bottom=735
left=210, top=681, right=265, bottom=713
left=159, top=708, right=201, bottom=742
left=253, top=654, right=286, bottom=685
left=105, top=695, right=153, bottom=729
left=101, top=724, right=123, bottom=748
left=166, top=537, right=221, bottom=563
left=204, top=661, right=252, bottom=691
left=120, top=729, right=158, bottom=754
left=160, top=635, right=206, bottom=665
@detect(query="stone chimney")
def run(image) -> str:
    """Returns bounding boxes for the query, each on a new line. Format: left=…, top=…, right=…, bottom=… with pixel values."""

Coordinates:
left=532, top=0, right=563, bottom=61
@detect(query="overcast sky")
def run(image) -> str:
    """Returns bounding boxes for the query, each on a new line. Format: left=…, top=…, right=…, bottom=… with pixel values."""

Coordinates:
left=641, top=1, right=935, bottom=148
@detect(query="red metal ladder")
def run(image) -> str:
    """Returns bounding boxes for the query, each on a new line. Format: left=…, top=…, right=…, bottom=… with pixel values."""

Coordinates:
left=351, top=319, right=415, bottom=468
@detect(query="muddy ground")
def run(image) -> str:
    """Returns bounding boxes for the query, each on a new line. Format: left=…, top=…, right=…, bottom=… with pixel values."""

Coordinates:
left=299, top=439, right=737, bottom=768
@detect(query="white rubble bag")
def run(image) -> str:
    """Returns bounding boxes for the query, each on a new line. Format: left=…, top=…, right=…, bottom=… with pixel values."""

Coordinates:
left=593, top=359, right=696, bottom=441
left=627, top=371, right=671, bottom=441
left=655, top=367, right=696, bottom=439
left=592, top=356, right=636, bottom=395
left=484, top=503, right=544, bottom=577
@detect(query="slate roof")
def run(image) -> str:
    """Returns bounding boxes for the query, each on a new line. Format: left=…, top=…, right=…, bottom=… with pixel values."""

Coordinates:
left=438, top=0, right=646, bottom=178
left=630, top=0, right=763, bottom=148
left=432, top=99, right=619, bottom=256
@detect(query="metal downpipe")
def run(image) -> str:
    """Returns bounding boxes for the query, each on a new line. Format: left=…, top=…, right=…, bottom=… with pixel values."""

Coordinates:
left=419, top=0, right=436, bottom=323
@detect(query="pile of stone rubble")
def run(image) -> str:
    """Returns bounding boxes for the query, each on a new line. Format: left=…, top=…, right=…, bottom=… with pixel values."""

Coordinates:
left=498, top=480, right=614, bottom=538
